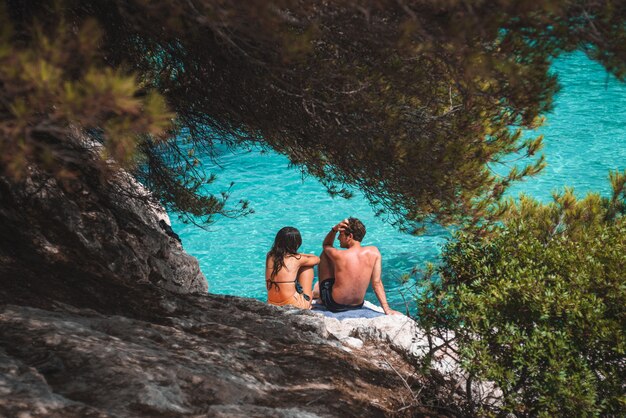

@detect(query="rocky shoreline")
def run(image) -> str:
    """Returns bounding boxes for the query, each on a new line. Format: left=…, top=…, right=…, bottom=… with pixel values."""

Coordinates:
left=0, top=156, right=465, bottom=417
left=1, top=289, right=463, bottom=417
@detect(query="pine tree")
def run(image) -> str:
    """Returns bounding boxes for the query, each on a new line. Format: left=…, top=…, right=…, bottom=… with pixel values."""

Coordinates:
left=2, top=0, right=626, bottom=229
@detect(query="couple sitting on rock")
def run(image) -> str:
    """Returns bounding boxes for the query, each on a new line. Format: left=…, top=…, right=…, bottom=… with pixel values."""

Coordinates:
left=266, top=217, right=400, bottom=315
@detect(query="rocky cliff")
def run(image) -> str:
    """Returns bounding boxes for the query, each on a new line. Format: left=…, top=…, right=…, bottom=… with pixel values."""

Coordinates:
left=0, top=159, right=207, bottom=298
left=0, top=294, right=463, bottom=417
left=0, top=160, right=462, bottom=417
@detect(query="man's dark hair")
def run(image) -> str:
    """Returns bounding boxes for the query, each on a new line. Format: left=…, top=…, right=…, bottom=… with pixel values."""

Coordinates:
left=346, top=217, right=366, bottom=242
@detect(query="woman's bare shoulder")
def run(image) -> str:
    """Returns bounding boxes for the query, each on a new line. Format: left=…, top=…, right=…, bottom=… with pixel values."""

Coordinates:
left=297, top=253, right=320, bottom=266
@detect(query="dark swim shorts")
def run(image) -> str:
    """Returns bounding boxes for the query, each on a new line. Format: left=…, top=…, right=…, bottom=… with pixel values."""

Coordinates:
left=319, top=278, right=364, bottom=313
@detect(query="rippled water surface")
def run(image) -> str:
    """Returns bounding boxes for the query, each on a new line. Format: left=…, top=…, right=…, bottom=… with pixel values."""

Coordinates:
left=169, top=52, right=626, bottom=310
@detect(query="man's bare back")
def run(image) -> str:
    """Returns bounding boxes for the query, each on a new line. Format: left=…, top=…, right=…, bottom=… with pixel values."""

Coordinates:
left=315, top=217, right=400, bottom=315
left=323, top=245, right=378, bottom=305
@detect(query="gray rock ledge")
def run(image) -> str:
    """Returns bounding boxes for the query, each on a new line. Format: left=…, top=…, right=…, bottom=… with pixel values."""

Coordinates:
left=0, top=294, right=458, bottom=418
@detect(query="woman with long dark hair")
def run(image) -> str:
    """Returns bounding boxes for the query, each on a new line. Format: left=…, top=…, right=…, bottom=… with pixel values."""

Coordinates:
left=266, top=227, right=319, bottom=309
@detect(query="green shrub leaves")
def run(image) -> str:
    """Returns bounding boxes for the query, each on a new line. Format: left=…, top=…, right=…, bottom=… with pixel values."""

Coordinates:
left=418, top=173, right=626, bottom=416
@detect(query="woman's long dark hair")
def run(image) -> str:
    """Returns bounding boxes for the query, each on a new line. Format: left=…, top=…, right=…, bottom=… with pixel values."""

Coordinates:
left=267, top=226, right=302, bottom=281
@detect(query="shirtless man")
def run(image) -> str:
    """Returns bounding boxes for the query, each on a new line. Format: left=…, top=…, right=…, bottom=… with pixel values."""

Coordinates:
left=313, top=217, right=400, bottom=315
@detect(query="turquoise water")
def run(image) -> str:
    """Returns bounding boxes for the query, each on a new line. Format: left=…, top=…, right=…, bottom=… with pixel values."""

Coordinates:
left=169, top=52, right=626, bottom=310
left=506, top=53, right=626, bottom=199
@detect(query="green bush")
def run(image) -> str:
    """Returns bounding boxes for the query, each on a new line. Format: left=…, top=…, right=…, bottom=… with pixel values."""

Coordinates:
left=417, top=175, right=626, bottom=417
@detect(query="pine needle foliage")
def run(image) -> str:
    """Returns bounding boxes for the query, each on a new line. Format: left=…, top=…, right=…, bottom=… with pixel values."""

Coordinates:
left=0, top=2, right=249, bottom=223
left=3, top=1, right=626, bottom=228
left=0, top=6, right=170, bottom=180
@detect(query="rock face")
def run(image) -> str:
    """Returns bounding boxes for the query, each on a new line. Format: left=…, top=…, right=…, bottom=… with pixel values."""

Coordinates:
left=0, top=293, right=455, bottom=417
left=0, top=162, right=207, bottom=296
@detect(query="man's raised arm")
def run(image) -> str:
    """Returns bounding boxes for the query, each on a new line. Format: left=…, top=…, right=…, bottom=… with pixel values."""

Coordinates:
left=371, top=250, right=401, bottom=315
left=323, top=227, right=338, bottom=248
left=323, top=219, right=349, bottom=248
